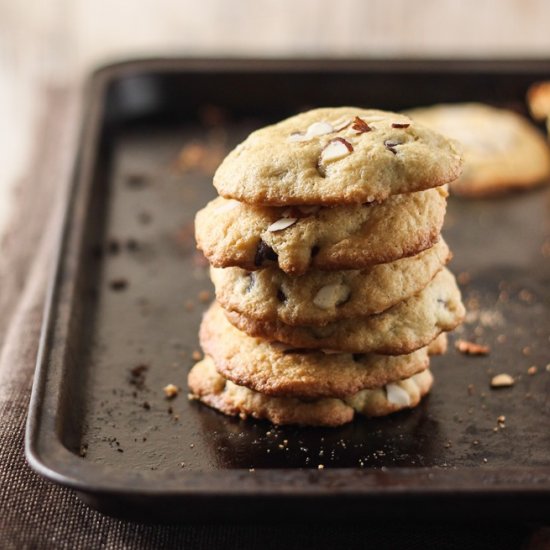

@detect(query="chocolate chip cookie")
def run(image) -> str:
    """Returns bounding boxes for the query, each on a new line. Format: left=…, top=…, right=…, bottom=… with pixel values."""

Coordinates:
left=224, top=268, right=464, bottom=355
left=211, top=239, right=450, bottom=326
left=196, top=187, right=448, bottom=275
left=214, top=107, right=462, bottom=205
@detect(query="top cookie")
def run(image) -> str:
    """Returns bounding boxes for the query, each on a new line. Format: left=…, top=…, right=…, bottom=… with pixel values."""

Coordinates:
left=214, top=107, right=463, bottom=206
left=406, top=103, right=550, bottom=197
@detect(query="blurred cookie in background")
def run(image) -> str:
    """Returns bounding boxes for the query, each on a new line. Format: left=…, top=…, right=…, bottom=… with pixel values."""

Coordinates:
left=527, top=81, right=550, bottom=133
left=527, top=81, right=550, bottom=121
left=406, top=103, right=550, bottom=197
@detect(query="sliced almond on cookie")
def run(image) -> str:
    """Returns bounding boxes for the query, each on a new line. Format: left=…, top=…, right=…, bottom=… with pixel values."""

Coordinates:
left=267, top=217, right=298, bottom=232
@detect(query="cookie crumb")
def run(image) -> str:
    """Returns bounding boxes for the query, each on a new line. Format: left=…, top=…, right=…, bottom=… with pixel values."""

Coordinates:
left=198, top=290, right=211, bottom=303
left=527, top=365, right=538, bottom=375
left=491, top=373, right=514, bottom=388
left=192, top=350, right=202, bottom=361
left=522, top=346, right=531, bottom=356
left=163, top=384, right=179, bottom=399
left=457, top=271, right=471, bottom=285
left=456, top=339, right=490, bottom=355
left=184, top=300, right=195, bottom=312
left=317, top=464, right=325, bottom=470
left=249, top=468, right=255, bottom=472
left=110, top=278, right=128, bottom=291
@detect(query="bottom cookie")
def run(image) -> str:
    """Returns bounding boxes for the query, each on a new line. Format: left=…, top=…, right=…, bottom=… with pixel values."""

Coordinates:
left=188, top=357, right=433, bottom=427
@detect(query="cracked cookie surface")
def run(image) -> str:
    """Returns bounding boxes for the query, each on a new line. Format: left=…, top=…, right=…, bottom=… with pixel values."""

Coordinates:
left=195, top=187, right=447, bottom=275
left=211, top=239, right=450, bottom=326
left=200, top=301, right=432, bottom=398
left=224, top=268, right=465, bottom=355
left=213, top=107, right=462, bottom=206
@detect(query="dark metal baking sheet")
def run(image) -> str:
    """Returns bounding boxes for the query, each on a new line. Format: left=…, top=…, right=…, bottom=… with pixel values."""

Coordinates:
left=26, top=59, right=550, bottom=521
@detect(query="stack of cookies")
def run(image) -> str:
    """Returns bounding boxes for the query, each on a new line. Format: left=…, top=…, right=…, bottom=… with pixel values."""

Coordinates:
left=190, top=107, right=465, bottom=427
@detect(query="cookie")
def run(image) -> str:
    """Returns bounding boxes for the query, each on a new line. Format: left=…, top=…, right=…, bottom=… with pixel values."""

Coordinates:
left=224, top=268, right=465, bottom=355
left=195, top=187, right=448, bottom=275
left=211, top=239, right=450, bottom=326
left=406, top=103, right=550, bottom=197
left=213, top=107, right=462, bottom=206
left=200, top=301, right=430, bottom=398
left=527, top=81, right=550, bottom=121
left=188, top=358, right=433, bottom=427
left=188, top=357, right=354, bottom=427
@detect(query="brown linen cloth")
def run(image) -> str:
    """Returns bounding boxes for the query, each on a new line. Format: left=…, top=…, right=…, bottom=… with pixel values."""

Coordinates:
left=0, top=89, right=545, bottom=550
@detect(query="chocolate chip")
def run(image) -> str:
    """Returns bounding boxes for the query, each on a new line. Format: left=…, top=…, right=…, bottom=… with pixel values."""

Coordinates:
left=352, top=353, right=366, bottom=362
left=384, top=140, right=400, bottom=154
left=245, top=272, right=256, bottom=293
left=277, top=289, right=287, bottom=303
left=254, top=240, right=277, bottom=267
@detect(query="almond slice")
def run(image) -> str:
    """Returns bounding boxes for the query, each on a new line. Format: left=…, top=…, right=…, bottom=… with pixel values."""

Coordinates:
left=288, top=121, right=335, bottom=142
left=320, top=138, right=353, bottom=164
left=385, top=383, right=411, bottom=407
left=214, top=199, right=240, bottom=214
left=313, top=283, right=350, bottom=309
left=267, top=217, right=298, bottom=232
left=332, top=118, right=352, bottom=132
left=306, top=121, right=334, bottom=137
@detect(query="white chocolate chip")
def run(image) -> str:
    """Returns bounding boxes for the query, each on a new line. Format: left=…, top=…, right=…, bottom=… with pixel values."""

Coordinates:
left=490, top=373, right=515, bottom=388
left=267, top=217, right=298, bottom=232
left=385, top=383, right=411, bottom=407
left=320, top=138, right=353, bottom=163
left=313, top=283, right=350, bottom=310
left=215, top=199, right=240, bottom=213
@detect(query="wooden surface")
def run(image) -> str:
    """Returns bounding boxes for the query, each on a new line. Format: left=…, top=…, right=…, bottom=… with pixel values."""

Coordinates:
left=2, top=0, right=550, bottom=325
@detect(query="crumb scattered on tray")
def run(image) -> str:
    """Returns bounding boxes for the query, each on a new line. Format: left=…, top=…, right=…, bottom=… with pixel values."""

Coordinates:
left=192, top=350, right=202, bottom=361
left=490, top=373, right=515, bottom=388
left=129, top=364, right=148, bottom=390
left=110, top=278, right=128, bottom=291
left=527, top=365, right=538, bottom=375
left=457, top=271, right=471, bottom=285
left=455, top=339, right=490, bottom=355
left=198, top=290, right=211, bottom=303
left=163, top=384, right=179, bottom=399
left=125, top=172, right=149, bottom=188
